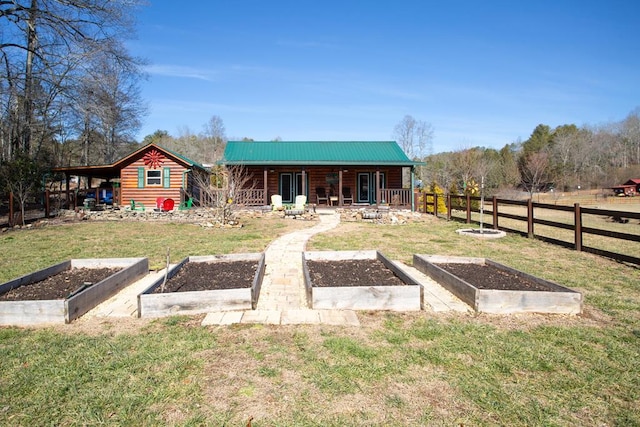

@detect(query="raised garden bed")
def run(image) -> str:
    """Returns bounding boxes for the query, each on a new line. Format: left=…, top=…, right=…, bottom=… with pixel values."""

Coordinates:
left=138, top=253, right=265, bottom=317
left=0, top=258, right=149, bottom=326
left=303, top=250, right=422, bottom=311
left=413, top=254, right=582, bottom=314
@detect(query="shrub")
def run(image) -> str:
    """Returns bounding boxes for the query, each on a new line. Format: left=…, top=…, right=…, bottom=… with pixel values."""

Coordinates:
left=425, top=182, right=447, bottom=214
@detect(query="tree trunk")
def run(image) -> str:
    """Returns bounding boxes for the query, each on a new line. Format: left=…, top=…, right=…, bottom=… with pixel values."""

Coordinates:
left=21, top=0, right=38, bottom=154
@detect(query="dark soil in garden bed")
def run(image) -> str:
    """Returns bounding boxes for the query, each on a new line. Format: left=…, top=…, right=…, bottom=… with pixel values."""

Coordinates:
left=0, top=268, right=120, bottom=301
left=306, top=259, right=407, bottom=287
left=437, top=263, right=554, bottom=291
left=154, top=261, right=258, bottom=293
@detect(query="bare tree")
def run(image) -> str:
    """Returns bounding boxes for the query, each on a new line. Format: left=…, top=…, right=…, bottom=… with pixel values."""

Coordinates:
left=550, top=128, right=582, bottom=191
left=201, top=115, right=227, bottom=165
left=451, top=147, right=483, bottom=191
left=168, top=127, right=200, bottom=162
left=393, top=115, right=433, bottom=160
left=0, top=0, right=143, bottom=159
left=520, top=151, right=550, bottom=197
left=192, top=165, right=256, bottom=224
left=87, top=47, right=147, bottom=163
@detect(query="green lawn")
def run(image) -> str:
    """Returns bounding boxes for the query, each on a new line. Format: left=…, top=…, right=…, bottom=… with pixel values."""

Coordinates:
left=1, top=215, right=639, bottom=426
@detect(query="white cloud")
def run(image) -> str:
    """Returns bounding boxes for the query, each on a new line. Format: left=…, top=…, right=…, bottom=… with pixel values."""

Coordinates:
left=144, top=64, right=216, bottom=81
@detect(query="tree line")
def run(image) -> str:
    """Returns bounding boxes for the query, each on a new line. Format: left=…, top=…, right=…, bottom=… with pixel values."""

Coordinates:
left=136, top=109, right=640, bottom=199
left=414, top=108, right=640, bottom=197
left=141, top=115, right=228, bottom=167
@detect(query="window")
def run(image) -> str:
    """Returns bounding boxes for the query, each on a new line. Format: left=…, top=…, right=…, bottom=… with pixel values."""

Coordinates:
left=146, top=170, right=162, bottom=186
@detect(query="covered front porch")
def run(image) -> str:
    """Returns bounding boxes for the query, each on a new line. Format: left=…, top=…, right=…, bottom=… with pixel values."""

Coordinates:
left=218, top=140, right=423, bottom=211
left=226, top=166, right=416, bottom=209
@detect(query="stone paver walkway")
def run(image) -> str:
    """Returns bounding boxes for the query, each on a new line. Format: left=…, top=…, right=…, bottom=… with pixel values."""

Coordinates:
left=202, top=209, right=361, bottom=326
left=88, top=209, right=469, bottom=326
left=393, top=262, right=470, bottom=312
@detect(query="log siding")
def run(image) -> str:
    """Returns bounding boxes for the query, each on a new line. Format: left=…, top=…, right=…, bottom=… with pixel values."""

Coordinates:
left=244, top=166, right=405, bottom=206
left=121, top=157, right=186, bottom=208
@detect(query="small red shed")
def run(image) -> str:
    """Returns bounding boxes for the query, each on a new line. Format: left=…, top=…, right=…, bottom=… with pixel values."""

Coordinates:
left=611, top=179, right=640, bottom=197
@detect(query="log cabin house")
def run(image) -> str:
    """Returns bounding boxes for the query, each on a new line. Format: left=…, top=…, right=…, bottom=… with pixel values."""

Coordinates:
left=53, top=143, right=208, bottom=209
left=219, top=141, right=423, bottom=210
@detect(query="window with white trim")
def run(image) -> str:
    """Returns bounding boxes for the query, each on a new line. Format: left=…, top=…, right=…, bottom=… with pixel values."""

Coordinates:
left=146, top=169, right=162, bottom=186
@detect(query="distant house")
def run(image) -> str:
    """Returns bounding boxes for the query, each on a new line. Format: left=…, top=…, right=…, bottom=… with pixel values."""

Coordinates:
left=53, top=143, right=208, bottom=208
left=219, top=141, right=423, bottom=209
left=611, top=179, right=640, bottom=197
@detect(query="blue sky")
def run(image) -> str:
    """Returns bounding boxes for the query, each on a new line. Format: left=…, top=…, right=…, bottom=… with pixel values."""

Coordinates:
left=129, top=0, right=640, bottom=154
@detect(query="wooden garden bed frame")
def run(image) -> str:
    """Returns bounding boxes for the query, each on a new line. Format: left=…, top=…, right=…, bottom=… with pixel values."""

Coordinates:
left=302, top=250, right=422, bottom=311
left=0, top=258, right=149, bottom=325
left=137, top=253, right=266, bottom=318
left=413, top=254, right=582, bottom=314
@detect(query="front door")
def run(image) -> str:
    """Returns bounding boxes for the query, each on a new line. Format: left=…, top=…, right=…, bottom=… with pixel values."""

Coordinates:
left=279, top=172, right=308, bottom=203
left=357, top=172, right=385, bottom=204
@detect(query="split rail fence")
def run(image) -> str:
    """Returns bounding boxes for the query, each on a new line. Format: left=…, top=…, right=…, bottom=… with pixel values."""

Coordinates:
left=419, top=193, right=640, bottom=266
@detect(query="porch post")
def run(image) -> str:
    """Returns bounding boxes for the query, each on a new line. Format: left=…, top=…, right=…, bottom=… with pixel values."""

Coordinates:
left=410, top=166, right=415, bottom=212
left=263, top=168, right=268, bottom=205
left=338, top=169, right=343, bottom=206
left=375, top=169, right=380, bottom=207
left=301, top=168, right=306, bottom=198
left=64, top=172, right=71, bottom=208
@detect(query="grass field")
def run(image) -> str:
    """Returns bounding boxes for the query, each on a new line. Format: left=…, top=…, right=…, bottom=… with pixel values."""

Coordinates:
left=1, top=214, right=639, bottom=426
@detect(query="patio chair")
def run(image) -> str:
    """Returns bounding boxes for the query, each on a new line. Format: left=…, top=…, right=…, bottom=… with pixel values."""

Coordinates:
left=161, top=198, right=175, bottom=211
left=342, top=187, right=354, bottom=205
left=130, top=200, right=145, bottom=211
left=178, top=198, right=193, bottom=210
left=271, top=194, right=283, bottom=211
left=316, top=187, right=328, bottom=205
left=295, top=195, right=307, bottom=210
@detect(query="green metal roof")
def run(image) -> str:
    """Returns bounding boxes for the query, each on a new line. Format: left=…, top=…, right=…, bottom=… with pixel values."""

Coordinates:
left=221, top=141, right=421, bottom=166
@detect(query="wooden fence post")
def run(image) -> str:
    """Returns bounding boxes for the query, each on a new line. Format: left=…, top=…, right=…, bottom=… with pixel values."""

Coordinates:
left=574, top=203, right=582, bottom=251
left=492, top=196, right=498, bottom=229
left=433, top=193, right=438, bottom=216
left=466, top=194, right=471, bottom=224
left=527, top=198, right=534, bottom=238
left=423, top=192, right=427, bottom=213
left=447, top=194, right=452, bottom=220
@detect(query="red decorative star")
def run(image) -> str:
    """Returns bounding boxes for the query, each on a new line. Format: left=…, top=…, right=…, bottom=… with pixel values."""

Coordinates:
left=143, top=149, right=164, bottom=169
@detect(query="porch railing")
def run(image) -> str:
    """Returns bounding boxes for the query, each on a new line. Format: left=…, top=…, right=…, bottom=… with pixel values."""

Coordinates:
left=202, top=188, right=412, bottom=208
left=233, top=189, right=266, bottom=206
left=201, top=189, right=266, bottom=207
left=379, top=188, right=411, bottom=207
